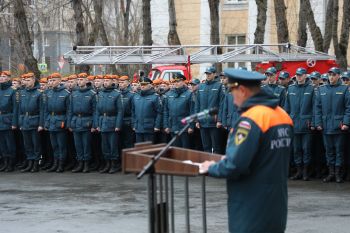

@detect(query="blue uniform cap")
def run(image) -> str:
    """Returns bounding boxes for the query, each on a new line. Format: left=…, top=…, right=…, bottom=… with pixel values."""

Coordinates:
left=205, top=66, right=216, bottom=74
left=295, top=67, right=307, bottom=75
left=328, top=67, right=341, bottom=75
left=190, top=79, right=200, bottom=85
left=321, top=73, right=329, bottom=80
left=265, top=67, right=277, bottom=75
left=309, top=71, right=321, bottom=79
left=278, top=71, right=290, bottom=79
left=238, top=66, right=248, bottom=71
left=173, top=73, right=186, bottom=81
left=341, top=71, right=350, bottom=79
left=139, top=77, right=153, bottom=85
left=224, top=68, right=265, bottom=86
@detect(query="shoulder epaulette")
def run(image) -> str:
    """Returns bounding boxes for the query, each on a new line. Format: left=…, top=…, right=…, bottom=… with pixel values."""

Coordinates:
left=64, top=89, right=71, bottom=94
left=90, top=90, right=96, bottom=94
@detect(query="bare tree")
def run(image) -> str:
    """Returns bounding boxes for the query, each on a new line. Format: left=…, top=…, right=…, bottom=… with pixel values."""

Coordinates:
left=142, top=0, right=152, bottom=46
left=72, top=0, right=89, bottom=73
left=208, top=0, right=221, bottom=71
left=254, top=0, right=268, bottom=44
left=13, top=0, right=41, bottom=78
left=297, top=0, right=307, bottom=47
left=304, top=0, right=324, bottom=51
left=323, top=0, right=334, bottom=53
left=334, top=0, right=350, bottom=68
left=274, top=0, right=289, bottom=44
left=168, top=0, right=181, bottom=45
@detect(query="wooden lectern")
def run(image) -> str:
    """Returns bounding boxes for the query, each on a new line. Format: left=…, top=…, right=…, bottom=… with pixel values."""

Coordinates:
left=122, top=142, right=222, bottom=233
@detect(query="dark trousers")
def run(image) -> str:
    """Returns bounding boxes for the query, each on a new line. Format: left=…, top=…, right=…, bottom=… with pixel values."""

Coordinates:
left=190, top=128, right=203, bottom=151
left=136, top=133, right=154, bottom=143
left=73, top=131, right=92, bottom=161
left=311, top=132, right=326, bottom=174
left=200, top=127, right=222, bottom=154
left=0, top=130, right=16, bottom=158
left=50, top=131, right=67, bottom=161
left=66, top=130, right=76, bottom=164
left=22, top=130, right=41, bottom=160
left=171, top=132, right=190, bottom=148
left=101, top=132, right=119, bottom=160
left=91, top=132, right=102, bottom=167
left=323, top=134, right=345, bottom=166
left=120, top=125, right=135, bottom=149
left=40, top=130, right=53, bottom=163
left=14, top=129, right=25, bottom=163
left=293, top=134, right=312, bottom=166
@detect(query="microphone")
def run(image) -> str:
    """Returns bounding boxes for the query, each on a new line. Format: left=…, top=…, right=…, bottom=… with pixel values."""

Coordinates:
left=181, top=108, right=218, bottom=124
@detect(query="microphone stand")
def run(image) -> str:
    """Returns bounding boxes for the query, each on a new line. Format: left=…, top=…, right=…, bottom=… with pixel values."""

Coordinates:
left=137, top=122, right=192, bottom=233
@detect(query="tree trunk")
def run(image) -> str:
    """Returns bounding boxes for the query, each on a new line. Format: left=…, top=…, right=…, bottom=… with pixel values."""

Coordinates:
left=208, top=0, right=221, bottom=72
left=323, top=0, right=334, bottom=53
left=337, top=0, right=350, bottom=69
left=123, top=0, right=131, bottom=45
left=297, top=0, right=307, bottom=47
left=72, top=0, right=89, bottom=73
left=168, top=0, right=181, bottom=46
left=93, top=0, right=117, bottom=73
left=254, top=0, right=268, bottom=44
left=331, top=0, right=340, bottom=64
left=13, top=0, right=40, bottom=79
left=273, top=0, right=289, bottom=44
left=142, top=0, right=152, bottom=73
left=304, top=0, right=324, bottom=52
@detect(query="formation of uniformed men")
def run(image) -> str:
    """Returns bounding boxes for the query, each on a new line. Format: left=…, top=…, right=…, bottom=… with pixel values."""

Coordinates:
left=0, top=66, right=350, bottom=183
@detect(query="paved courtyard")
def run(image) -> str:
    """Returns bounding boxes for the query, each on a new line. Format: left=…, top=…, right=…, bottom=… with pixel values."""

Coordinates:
left=0, top=172, right=349, bottom=233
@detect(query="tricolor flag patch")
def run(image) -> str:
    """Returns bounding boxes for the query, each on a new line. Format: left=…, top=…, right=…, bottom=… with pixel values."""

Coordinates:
left=238, top=121, right=251, bottom=130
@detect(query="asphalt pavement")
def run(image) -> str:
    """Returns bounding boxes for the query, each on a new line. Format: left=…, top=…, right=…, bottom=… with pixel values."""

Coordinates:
left=0, top=172, right=349, bottom=233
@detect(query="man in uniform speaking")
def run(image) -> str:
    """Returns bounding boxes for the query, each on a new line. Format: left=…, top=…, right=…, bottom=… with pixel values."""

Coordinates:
left=200, top=68, right=293, bottom=233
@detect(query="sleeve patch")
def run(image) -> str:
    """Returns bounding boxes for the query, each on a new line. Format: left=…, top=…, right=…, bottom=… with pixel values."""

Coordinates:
left=235, top=127, right=249, bottom=145
left=238, top=120, right=251, bottom=130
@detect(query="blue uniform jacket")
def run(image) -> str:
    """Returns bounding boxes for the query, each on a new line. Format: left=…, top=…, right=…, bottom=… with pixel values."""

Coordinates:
left=219, top=91, right=239, bottom=129
left=132, top=88, right=162, bottom=133
left=95, top=87, right=123, bottom=132
left=18, top=84, right=44, bottom=130
left=120, top=86, right=135, bottom=128
left=315, top=80, right=350, bottom=134
left=44, top=85, right=70, bottom=131
left=163, top=86, right=193, bottom=132
left=195, top=77, right=224, bottom=128
left=209, top=90, right=293, bottom=233
left=69, top=86, right=96, bottom=132
left=284, top=82, right=314, bottom=134
left=261, top=83, right=286, bottom=107
left=0, top=81, right=18, bottom=130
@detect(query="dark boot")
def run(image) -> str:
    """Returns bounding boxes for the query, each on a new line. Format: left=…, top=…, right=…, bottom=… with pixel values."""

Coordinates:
left=72, top=161, right=84, bottom=173
left=47, top=159, right=58, bottom=172
left=335, top=166, right=344, bottom=183
left=99, top=160, right=111, bottom=173
left=82, top=161, right=90, bottom=173
left=303, top=165, right=310, bottom=181
left=31, top=160, right=39, bottom=172
left=0, top=158, right=8, bottom=172
left=290, top=166, right=303, bottom=180
left=56, top=160, right=64, bottom=173
left=5, top=158, right=15, bottom=172
left=17, top=160, right=28, bottom=170
left=346, top=167, right=350, bottom=181
left=41, top=161, right=53, bottom=170
left=65, top=161, right=76, bottom=171
left=323, top=166, right=335, bottom=183
left=21, top=160, right=33, bottom=172
left=109, top=160, right=121, bottom=174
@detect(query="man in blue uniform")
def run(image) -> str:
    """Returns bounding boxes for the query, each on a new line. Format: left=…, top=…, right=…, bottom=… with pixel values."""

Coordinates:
left=188, top=79, right=203, bottom=151
left=316, top=67, right=350, bottom=183
left=95, top=75, right=123, bottom=174
left=18, top=73, right=44, bottom=172
left=132, top=77, right=161, bottom=143
left=44, top=73, right=70, bottom=172
left=0, top=71, right=18, bottom=172
left=195, top=67, right=225, bottom=154
left=69, top=73, right=97, bottom=173
left=201, top=68, right=293, bottom=233
left=285, top=68, right=315, bottom=181
left=163, top=73, right=193, bottom=148
left=261, top=67, right=286, bottom=106
left=118, top=75, right=135, bottom=150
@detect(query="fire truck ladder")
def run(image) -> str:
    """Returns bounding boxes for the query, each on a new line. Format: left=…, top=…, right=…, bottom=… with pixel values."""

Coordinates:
left=63, top=43, right=335, bottom=65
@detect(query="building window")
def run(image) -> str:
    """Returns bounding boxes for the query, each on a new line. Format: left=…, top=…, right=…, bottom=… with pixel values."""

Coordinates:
left=223, top=0, right=248, bottom=10
left=225, top=0, right=248, bottom=4
left=226, top=35, right=246, bottom=68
